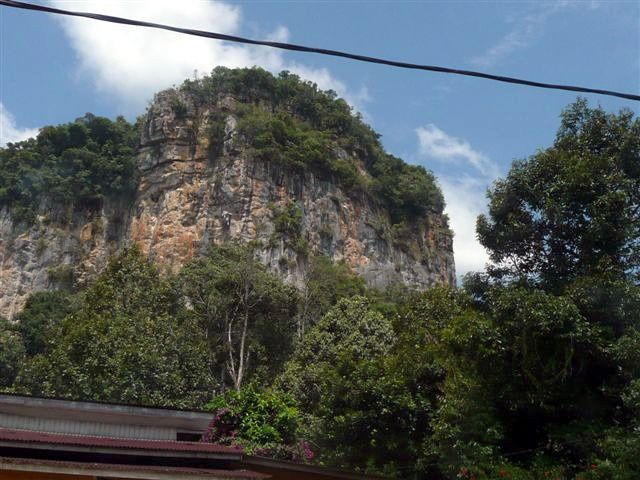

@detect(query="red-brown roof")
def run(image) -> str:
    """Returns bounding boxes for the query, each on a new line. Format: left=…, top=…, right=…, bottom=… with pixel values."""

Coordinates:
left=0, top=455, right=269, bottom=479
left=0, top=427, right=242, bottom=455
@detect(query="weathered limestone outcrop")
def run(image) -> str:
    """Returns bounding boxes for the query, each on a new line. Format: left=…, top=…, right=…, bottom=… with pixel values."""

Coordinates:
left=0, top=203, right=126, bottom=319
left=129, top=90, right=454, bottom=288
left=0, top=89, right=455, bottom=318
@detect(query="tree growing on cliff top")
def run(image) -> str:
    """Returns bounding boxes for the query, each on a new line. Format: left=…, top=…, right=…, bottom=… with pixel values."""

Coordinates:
left=180, top=67, right=445, bottom=221
left=0, top=114, right=139, bottom=224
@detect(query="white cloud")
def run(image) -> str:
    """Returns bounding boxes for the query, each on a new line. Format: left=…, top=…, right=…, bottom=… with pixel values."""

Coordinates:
left=416, top=124, right=500, bottom=277
left=0, top=103, right=39, bottom=146
left=416, top=124, right=499, bottom=178
left=48, top=0, right=368, bottom=114
left=470, top=27, right=534, bottom=70
left=439, top=176, right=491, bottom=277
left=469, top=2, right=577, bottom=69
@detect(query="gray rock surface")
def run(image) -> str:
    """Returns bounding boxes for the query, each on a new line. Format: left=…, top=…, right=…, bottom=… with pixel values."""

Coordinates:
left=0, top=89, right=455, bottom=318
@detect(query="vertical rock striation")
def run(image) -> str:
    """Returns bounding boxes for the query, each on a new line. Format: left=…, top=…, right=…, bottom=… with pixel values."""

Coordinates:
left=129, top=89, right=455, bottom=289
left=0, top=79, right=455, bottom=319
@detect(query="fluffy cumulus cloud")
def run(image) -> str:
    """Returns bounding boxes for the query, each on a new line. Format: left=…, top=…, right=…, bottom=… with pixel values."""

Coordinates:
left=48, top=0, right=368, bottom=113
left=416, top=124, right=500, bottom=277
left=0, top=103, right=39, bottom=146
left=416, top=124, right=499, bottom=178
left=438, top=176, right=491, bottom=277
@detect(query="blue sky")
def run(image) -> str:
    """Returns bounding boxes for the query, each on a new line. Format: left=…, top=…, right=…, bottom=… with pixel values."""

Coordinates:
left=1, top=0, right=639, bottom=276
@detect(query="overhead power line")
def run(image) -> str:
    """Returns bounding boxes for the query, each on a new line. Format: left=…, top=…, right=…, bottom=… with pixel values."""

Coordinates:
left=1, top=0, right=639, bottom=102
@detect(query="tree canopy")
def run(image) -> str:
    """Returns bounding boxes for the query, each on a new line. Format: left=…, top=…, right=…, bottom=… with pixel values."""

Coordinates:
left=3, top=98, right=639, bottom=479
left=477, top=99, right=640, bottom=289
left=0, top=114, right=139, bottom=223
left=14, top=247, right=215, bottom=408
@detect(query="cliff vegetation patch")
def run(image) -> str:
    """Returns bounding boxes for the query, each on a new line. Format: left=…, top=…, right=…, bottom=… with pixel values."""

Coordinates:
left=180, top=67, right=445, bottom=222
left=0, top=113, right=139, bottom=224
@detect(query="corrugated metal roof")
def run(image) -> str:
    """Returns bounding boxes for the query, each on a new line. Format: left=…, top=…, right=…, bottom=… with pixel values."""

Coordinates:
left=0, top=427, right=242, bottom=455
left=0, top=392, right=213, bottom=414
left=0, top=455, right=269, bottom=479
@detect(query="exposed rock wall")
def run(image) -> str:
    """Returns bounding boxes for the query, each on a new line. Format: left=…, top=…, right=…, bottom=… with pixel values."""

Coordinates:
left=0, top=90, right=455, bottom=319
left=0, top=203, right=126, bottom=319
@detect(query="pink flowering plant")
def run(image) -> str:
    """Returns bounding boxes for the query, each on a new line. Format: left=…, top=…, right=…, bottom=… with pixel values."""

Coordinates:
left=201, top=386, right=314, bottom=462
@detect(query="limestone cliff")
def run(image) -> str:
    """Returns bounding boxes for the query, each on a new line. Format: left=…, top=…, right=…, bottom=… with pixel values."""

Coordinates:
left=0, top=203, right=125, bottom=319
left=0, top=72, right=455, bottom=318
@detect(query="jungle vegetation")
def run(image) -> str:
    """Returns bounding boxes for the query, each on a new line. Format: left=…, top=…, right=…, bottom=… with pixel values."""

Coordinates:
left=1, top=81, right=638, bottom=479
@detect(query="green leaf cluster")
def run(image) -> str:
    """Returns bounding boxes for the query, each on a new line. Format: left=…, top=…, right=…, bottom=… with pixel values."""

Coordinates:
left=205, top=387, right=300, bottom=451
left=13, top=246, right=215, bottom=408
left=269, top=200, right=307, bottom=253
left=0, top=113, right=139, bottom=223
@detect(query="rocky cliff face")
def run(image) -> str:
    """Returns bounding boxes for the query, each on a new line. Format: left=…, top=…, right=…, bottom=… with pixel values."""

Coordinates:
left=0, top=87, right=455, bottom=319
left=0, top=203, right=125, bottom=319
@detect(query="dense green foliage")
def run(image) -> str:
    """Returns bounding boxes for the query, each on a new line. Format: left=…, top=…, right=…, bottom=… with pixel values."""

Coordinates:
left=177, top=243, right=298, bottom=391
left=0, top=114, right=139, bottom=223
left=477, top=99, right=640, bottom=288
left=14, top=291, right=74, bottom=356
left=277, top=296, right=413, bottom=475
left=181, top=67, right=445, bottom=221
left=0, top=317, right=25, bottom=388
left=3, top=99, right=638, bottom=478
left=14, top=247, right=214, bottom=408
left=277, top=296, right=394, bottom=414
left=203, top=386, right=312, bottom=460
left=452, top=101, right=640, bottom=478
left=411, top=287, right=598, bottom=477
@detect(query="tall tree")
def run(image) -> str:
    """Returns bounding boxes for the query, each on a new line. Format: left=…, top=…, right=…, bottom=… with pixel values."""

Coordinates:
left=277, top=296, right=394, bottom=414
left=477, top=99, right=640, bottom=289
left=14, top=247, right=214, bottom=408
left=178, top=243, right=298, bottom=391
left=277, top=296, right=402, bottom=473
left=463, top=99, right=640, bottom=478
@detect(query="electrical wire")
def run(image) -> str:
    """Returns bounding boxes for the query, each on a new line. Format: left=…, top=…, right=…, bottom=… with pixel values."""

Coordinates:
left=1, top=0, right=639, bottom=102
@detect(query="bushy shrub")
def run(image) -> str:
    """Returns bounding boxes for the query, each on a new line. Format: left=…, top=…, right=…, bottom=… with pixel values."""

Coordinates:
left=203, top=386, right=313, bottom=461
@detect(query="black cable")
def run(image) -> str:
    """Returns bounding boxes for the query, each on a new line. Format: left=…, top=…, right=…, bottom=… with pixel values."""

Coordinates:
left=1, top=0, right=639, bottom=102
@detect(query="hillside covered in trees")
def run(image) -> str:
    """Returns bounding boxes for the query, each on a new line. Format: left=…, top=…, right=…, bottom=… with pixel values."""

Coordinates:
left=1, top=76, right=639, bottom=479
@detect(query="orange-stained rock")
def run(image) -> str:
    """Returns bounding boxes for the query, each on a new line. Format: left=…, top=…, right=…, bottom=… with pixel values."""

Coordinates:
left=0, top=88, right=455, bottom=319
